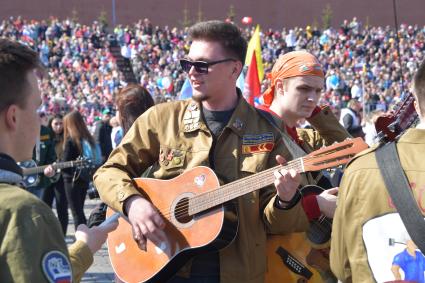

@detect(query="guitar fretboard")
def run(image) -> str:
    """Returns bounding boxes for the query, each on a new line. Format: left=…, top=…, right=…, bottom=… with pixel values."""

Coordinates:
left=22, top=160, right=84, bottom=175
left=187, top=138, right=367, bottom=216
left=188, top=159, right=304, bottom=215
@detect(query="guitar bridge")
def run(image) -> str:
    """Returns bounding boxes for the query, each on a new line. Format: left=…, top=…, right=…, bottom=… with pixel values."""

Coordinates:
left=276, top=246, right=313, bottom=279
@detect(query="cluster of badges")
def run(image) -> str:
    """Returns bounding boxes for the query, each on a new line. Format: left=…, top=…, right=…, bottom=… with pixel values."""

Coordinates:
left=159, top=148, right=184, bottom=167
left=183, top=103, right=201, bottom=132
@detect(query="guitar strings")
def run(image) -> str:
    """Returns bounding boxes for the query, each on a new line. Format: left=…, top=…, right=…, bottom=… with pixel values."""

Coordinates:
left=157, top=159, right=304, bottom=219
left=159, top=161, right=303, bottom=219
left=156, top=153, right=344, bottom=220
left=158, top=152, right=348, bottom=220
left=152, top=140, right=357, bottom=219
left=309, top=217, right=332, bottom=235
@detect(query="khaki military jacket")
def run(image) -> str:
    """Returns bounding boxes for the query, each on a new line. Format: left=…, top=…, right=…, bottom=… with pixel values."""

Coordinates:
left=297, top=105, right=352, bottom=153
left=274, top=106, right=350, bottom=186
left=94, top=97, right=309, bottom=283
left=0, top=184, right=92, bottom=282
left=331, top=128, right=425, bottom=282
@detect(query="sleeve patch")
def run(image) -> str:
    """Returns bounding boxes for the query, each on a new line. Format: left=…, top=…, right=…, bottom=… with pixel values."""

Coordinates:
left=41, top=250, right=72, bottom=283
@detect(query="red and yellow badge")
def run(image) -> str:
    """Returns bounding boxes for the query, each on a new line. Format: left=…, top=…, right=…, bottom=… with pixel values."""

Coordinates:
left=242, top=142, right=274, bottom=154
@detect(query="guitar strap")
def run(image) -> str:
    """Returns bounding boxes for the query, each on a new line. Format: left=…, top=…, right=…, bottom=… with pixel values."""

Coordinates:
left=375, top=142, right=425, bottom=253
left=256, top=109, right=319, bottom=185
left=35, top=137, right=41, bottom=163
left=255, top=109, right=306, bottom=158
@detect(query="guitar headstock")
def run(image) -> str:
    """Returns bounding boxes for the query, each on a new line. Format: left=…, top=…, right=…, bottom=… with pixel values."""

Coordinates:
left=76, top=156, right=94, bottom=169
left=303, top=138, right=369, bottom=172
left=375, top=92, right=419, bottom=142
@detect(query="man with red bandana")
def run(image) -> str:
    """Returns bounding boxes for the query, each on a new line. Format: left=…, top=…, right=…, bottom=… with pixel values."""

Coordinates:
left=260, top=50, right=350, bottom=219
left=260, top=51, right=351, bottom=282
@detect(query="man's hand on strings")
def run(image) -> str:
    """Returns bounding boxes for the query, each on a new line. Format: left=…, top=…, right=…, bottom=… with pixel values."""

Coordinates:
left=125, top=195, right=167, bottom=251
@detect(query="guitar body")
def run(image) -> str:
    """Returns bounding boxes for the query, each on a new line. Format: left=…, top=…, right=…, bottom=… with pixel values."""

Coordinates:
left=106, top=166, right=238, bottom=283
left=266, top=233, right=329, bottom=283
left=19, top=159, right=40, bottom=187
left=266, top=186, right=336, bottom=283
left=19, top=159, right=60, bottom=187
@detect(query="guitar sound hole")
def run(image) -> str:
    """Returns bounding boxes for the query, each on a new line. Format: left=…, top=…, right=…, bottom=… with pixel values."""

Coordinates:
left=174, top=197, right=193, bottom=224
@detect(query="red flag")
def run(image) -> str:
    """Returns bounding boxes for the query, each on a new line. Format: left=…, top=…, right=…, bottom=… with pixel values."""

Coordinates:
left=243, top=51, right=261, bottom=105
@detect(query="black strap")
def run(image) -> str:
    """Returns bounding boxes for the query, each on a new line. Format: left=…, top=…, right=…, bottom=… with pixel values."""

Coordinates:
left=375, top=142, right=425, bottom=253
left=0, top=153, right=23, bottom=176
left=255, top=108, right=332, bottom=186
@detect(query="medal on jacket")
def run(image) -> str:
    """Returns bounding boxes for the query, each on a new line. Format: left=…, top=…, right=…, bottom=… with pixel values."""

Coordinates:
left=183, top=103, right=201, bottom=132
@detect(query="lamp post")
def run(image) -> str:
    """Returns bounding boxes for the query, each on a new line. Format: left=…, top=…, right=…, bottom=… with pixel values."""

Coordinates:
left=112, top=0, right=116, bottom=27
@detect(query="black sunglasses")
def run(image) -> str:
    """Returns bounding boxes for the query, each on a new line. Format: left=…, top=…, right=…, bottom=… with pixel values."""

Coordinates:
left=180, top=58, right=236, bottom=74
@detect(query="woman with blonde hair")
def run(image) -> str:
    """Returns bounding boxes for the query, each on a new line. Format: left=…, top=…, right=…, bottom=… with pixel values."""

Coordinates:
left=62, top=110, right=96, bottom=230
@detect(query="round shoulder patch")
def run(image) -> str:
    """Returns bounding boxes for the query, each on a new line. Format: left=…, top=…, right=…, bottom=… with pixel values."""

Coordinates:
left=41, top=250, right=72, bottom=283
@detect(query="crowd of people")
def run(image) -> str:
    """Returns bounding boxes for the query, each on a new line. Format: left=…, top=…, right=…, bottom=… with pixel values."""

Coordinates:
left=2, top=15, right=425, bottom=283
left=0, top=16, right=424, bottom=128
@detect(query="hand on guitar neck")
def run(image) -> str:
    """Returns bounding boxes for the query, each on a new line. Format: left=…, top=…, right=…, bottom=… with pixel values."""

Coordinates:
left=274, top=155, right=302, bottom=206
left=43, top=164, right=55, bottom=178
left=124, top=195, right=166, bottom=251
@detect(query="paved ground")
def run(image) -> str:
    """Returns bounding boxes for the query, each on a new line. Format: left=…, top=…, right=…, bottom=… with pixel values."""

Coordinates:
left=64, top=198, right=116, bottom=283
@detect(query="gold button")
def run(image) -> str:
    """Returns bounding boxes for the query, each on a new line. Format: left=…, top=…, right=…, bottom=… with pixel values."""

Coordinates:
left=118, top=191, right=125, bottom=199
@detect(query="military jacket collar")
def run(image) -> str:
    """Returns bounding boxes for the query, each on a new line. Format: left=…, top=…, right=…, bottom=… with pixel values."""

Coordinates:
left=181, top=91, right=250, bottom=138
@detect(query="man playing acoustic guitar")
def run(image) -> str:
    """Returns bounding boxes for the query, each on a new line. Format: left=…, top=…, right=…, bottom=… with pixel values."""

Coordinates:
left=260, top=50, right=350, bottom=219
left=258, top=50, right=351, bottom=282
left=94, top=20, right=309, bottom=283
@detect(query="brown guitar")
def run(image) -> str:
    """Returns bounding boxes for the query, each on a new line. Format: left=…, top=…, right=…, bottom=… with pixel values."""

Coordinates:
left=265, top=185, right=336, bottom=283
left=106, top=138, right=368, bottom=283
left=266, top=233, right=334, bottom=283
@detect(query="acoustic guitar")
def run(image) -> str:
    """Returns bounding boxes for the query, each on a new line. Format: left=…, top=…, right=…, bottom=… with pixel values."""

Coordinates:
left=19, top=158, right=90, bottom=187
left=265, top=185, right=336, bottom=283
left=106, top=138, right=368, bottom=283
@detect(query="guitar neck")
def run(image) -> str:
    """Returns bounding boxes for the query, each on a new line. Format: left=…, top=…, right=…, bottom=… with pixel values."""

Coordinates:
left=188, top=138, right=368, bottom=215
left=188, top=159, right=304, bottom=215
left=22, top=160, right=82, bottom=176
